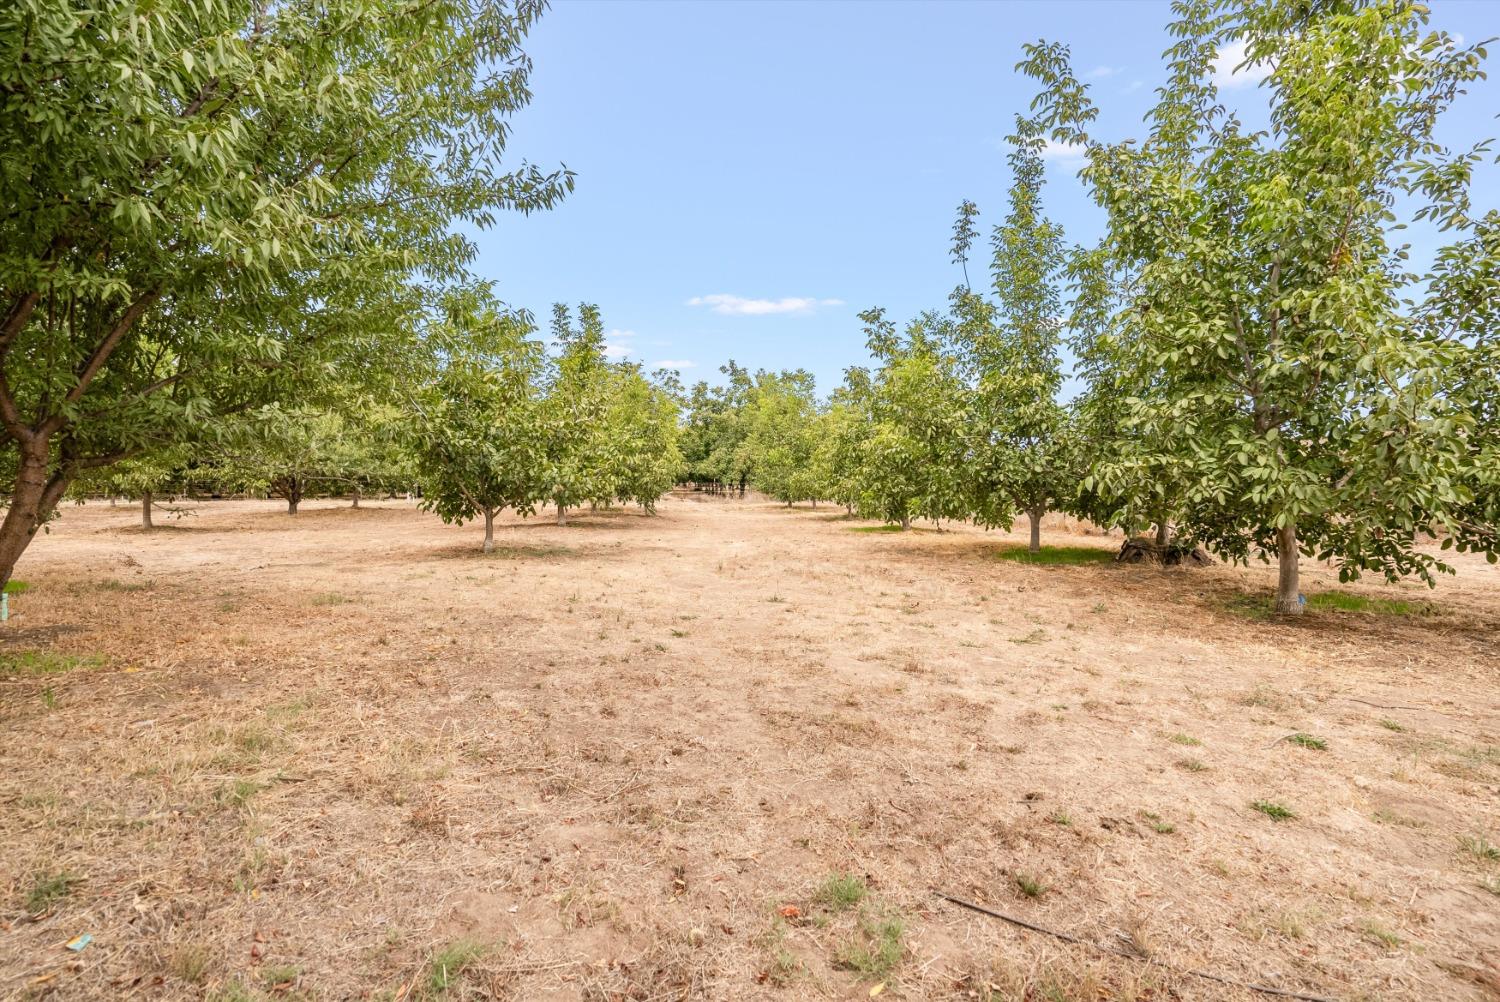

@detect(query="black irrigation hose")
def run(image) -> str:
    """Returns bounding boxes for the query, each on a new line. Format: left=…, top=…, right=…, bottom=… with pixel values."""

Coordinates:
left=935, top=891, right=1337, bottom=1002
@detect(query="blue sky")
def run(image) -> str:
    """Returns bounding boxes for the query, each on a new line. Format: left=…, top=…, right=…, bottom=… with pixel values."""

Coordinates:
left=478, top=0, right=1500, bottom=395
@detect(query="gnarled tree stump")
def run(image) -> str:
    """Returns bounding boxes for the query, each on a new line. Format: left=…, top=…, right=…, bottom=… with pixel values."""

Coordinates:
left=1116, top=536, right=1212, bottom=566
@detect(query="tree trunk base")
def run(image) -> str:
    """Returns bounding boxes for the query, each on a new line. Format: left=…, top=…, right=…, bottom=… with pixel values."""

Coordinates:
left=1115, top=536, right=1212, bottom=566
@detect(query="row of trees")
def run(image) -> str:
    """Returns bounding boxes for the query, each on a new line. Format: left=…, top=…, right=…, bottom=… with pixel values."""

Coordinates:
left=685, top=0, right=1500, bottom=614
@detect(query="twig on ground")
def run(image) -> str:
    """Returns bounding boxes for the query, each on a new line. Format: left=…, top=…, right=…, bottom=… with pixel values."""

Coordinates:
left=935, top=891, right=1337, bottom=1002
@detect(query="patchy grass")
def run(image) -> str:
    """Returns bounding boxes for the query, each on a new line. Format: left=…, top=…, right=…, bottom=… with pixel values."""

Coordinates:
left=417, top=940, right=486, bottom=999
left=309, top=592, right=349, bottom=606
left=1458, top=833, right=1500, bottom=862
left=1140, top=811, right=1176, bottom=834
left=25, top=869, right=78, bottom=913
left=1251, top=800, right=1296, bottom=821
left=261, top=964, right=301, bottom=990
left=994, top=544, right=1115, bottom=566
left=833, top=912, right=906, bottom=980
left=813, top=872, right=868, bottom=912
left=848, top=524, right=909, bottom=534
left=1285, top=733, right=1328, bottom=751
left=1014, top=873, right=1047, bottom=899
left=168, top=943, right=214, bottom=984
left=1167, top=732, right=1202, bottom=746
left=1361, top=921, right=1403, bottom=949
left=1305, top=591, right=1432, bottom=616
left=0, top=650, right=104, bottom=677
left=4, top=579, right=30, bottom=594
left=1379, top=718, right=1406, bottom=732
left=1008, top=628, right=1048, bottom=645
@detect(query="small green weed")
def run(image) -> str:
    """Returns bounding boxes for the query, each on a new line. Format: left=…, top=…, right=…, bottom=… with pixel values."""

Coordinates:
left=4, top=580, right=30, bottom=594
left=833, top=913, right=905, bottom=979
left=813, top=873, right=867, bottom=912
left=1251, top=800, right=1295, bottom=821
left=1286, top=733, right=1328, bottom=751
left=25, top=869, right=78, bottom=913
left=1168, top=733, right=1201, bottom=747
left=1458, top=833, right=1500, bottom=862
left=1361, top=921, right=1402, bottom=949
left=418, top=940, right=486, bottom=999
left=1379, top=718, right=1405, bottom=732
left=1014, top=873, right=1046, bottom=899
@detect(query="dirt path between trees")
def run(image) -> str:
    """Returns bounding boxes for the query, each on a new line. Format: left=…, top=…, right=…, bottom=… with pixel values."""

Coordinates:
left=2, top=495, right=1498, bottom=1000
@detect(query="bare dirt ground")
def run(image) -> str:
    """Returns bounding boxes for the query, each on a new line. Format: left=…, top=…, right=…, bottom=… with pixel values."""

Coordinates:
left=1, top=494, right=1498, bottom=1002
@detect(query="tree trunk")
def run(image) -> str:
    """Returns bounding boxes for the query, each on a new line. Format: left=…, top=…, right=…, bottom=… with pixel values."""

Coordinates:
left=482, top=509, right=495, bottom=553
left=811, top=498, right=817, bottom=509
left=142, top=490, right=154, bottom=530
left=1155, top=520, right=1170, bottom=547
left=0, top=445, right=51, bottom=590
left=286, top=476, right=302, bottom=515
left=1028, top=507, right=1043, bottom=553
left=900, top=514, right=911, bottom=531
left=1275, top=520, right=1301, bottom=615
left=556, top=502, right=567, bottom=526
left=351, top=485, right=360, bottom=509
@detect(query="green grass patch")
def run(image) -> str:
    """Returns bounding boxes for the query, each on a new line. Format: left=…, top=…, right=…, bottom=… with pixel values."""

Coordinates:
left=1251, top=800, right=1296, bottom=821
left=418, top=940, right=486, bottom=999
left=1168, top=732, right=1202, bottom=747
left=1305, top=591, right=1432, bottom=615
left=25, top=869, right=78, bottom=914
left=993, top=544, right=1114, bottom=566
left=1014, top=873, right=1047, bottom=899
left=1286, top=733, right=1328, bottom=751
left=847, top=524, right=926, bottom=534
left=833, top=912, right=905, bottom=980
left=0, top=650, right=104, bottom=678
left=813, top=873, right=867, bottom=912
left=1224, top=590, right=1433, bottom=619
left=4, top=579, right=30, bottom=594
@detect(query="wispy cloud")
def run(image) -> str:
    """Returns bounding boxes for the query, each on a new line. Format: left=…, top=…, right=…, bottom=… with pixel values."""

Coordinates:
left=1212, top=38, right=1273, bottom=89
left=1039, top=138, right=1088, bottom=161
left=602, top=328, right=636, bottom=359
left=1124, top=79, right=1145, bottom=93
left=1087, top=65, right=1119, bottom=79
left=651, top=359, right=696, bottom=369
left=687, top=294, right=843, bottom=316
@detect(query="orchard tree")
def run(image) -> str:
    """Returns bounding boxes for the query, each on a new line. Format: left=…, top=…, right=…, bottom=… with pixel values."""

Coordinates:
left=413, top=290, right=543, bottom=552
left=541, top=304, right=615, bottom=525
left=857, top=310, right=970, bottom=530
left=212, top=408, right=358, bottom=514
left=1022, top=0, right=1498, bottom=612
left=810, top=376, right=873, bottom=515
left=600, top=364, right=682, bottom=512
left=72, top=446, right=192, bottom=529
left=950, top=117, right=1079, bottom=552
left=739, top=371, right=819, bottom=506
left=0, top=0, right=571, bottom=587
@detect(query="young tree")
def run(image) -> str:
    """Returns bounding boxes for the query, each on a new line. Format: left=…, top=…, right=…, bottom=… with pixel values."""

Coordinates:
left=857, top=310, right=970, bottom=530
left=72, top=447, right=192, bottom=530
left=950, top=117, right=1079, bottom=552
left=540, top=304, right=614, bottom=525
left=600, top=365, right=682, bottom=512
left=0, top=0, right=571, bottom=587
left=412, top=292, right=543, bottom=552
left=1022, top=1, right=1498, bottom=612
left=739, top=371, right=820, bottom=506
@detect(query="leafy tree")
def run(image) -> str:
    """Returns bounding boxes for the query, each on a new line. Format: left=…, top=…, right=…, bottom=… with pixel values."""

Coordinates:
left=540, top=304, right=615, bottom=525
left=599, top=364, right=682, bottom=512
left=1022, top=0, right=1498, bottom=612
left=857, top=309, right=970, bottom=530
left=809, top=379, right=873, bottom=515
left=950, top=117, right=1078, bottom=552
left=0, top=0, right=571, bottom=586
left=72, top=446, right=192, bottom=529
left=679, top=362, right=757, bottom=495
left=739, top=371, right=819, bottom=506
left=412, top=291, right=543, bottom=552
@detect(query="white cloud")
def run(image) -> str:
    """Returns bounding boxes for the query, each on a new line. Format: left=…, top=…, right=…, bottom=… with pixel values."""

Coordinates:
left=602, top=328, right=636, bottom=358
left=1124, top=79, right=1145, bottom=93
left=1212, top=38, right=1273, bottom=89
left=686, top=294, right=843, bottom=316
left=651, top=359, right=696, bottom=369
left=1087, top=65, right=1118, bottom=79
left=1040, top=138, right=1088, bottom=161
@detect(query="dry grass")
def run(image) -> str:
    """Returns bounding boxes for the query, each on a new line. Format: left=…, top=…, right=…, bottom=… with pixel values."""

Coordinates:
left=1, top=495, right=1498, bottom=1000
